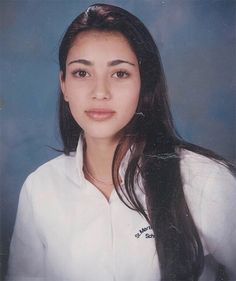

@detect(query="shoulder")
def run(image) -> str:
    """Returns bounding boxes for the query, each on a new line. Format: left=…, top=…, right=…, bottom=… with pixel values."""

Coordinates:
left=180, top=148, right=236, bottom=212
left=22, top=152, right=78, bottom=196
left=180, top=149, right=230, bottom=182
left=18, top=152, right=82, bottom=222
left=28, top=152, right=75, bottom=178
left=180, top=149, right=235, bottom=198
left=180, top=149, right=236, bottom=267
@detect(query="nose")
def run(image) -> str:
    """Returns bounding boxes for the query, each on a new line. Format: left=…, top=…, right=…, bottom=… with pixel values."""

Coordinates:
left=91, top=78, right=111, bottom=100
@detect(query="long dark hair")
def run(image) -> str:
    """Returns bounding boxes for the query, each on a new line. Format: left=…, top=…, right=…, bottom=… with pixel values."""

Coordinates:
left=58, top=4, right=235, bottom=280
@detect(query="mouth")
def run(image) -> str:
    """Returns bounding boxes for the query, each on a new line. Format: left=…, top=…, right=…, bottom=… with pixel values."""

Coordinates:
left=85, top=108, right=116, bottom=121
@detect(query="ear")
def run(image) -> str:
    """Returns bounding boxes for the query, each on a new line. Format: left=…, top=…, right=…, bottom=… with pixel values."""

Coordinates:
left=59, top=71, right=68, bottom=102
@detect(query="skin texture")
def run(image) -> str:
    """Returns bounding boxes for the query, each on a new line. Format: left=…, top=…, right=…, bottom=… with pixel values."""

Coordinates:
left=60, top=30, right=141, bottom=199
left=60, top=30, right=141, bottom=143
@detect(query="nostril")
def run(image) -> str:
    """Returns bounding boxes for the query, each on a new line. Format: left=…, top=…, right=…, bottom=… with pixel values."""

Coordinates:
left=92, top=90, right=111, bottom=100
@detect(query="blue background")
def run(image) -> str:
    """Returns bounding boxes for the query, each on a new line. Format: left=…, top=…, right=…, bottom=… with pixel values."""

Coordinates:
left=0, top=0, right=235, bottom=277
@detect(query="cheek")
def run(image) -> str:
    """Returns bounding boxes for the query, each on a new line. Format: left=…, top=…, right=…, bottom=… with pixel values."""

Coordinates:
left=125, top=84, right=140, bottom=107
left=68, top=97, right=84, bottom=115
left=68, top=103, right=87, bottom=131
left=66, top=94, right=85, bottom=124
left=64, top=81, right=87, bottom=107
left=118, top=86, right=140, bottom=118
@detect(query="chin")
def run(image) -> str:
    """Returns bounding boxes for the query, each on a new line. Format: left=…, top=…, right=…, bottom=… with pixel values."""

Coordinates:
left=83, top=127, right=125, bottom=142
left=83, top=130, right=119, bottom=141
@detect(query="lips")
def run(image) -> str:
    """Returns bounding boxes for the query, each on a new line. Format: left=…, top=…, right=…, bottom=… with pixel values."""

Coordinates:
left=85, top=108, right=115, bottom=121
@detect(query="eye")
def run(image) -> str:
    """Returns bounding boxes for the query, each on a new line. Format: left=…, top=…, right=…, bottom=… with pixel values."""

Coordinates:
left=72, top=69, right=90, bottom=78
left=112, top=70, right=129, bottom=79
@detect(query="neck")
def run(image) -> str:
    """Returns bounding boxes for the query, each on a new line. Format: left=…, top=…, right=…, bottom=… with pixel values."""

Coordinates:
left=83, top=136, right=119, bottom=184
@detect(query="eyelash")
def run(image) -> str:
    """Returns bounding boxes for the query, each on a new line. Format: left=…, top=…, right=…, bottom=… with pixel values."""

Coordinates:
left=72, top=69, right=90, bottom=78
left=112, top=70, right=130, bottom=79
left=71, top=69, right=130, bottom=79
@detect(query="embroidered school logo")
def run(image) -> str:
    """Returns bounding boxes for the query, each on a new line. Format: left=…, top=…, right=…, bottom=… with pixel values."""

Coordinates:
left=135, top=225, right=155, bottom=239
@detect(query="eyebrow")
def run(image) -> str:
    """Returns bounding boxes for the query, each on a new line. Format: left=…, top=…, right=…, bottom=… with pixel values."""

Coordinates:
left=68, top=59, right=92, bottom=66
left=108, top=59, right=135, bottom=66
left=68, top=59, right=135, bottom=66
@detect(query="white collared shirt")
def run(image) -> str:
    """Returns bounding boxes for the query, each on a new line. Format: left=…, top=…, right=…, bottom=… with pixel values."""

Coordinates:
left=6, top=138, right=236, bottom=281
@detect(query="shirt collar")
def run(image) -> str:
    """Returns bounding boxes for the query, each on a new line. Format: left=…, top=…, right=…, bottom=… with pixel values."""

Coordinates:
left=75, top=135, right=131, bottom=185
left=75, top=136, right=86, bottom=187
left=74, top=136, right=146, bottom=206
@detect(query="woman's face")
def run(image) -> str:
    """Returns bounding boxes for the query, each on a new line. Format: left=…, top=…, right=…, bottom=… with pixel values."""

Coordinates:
left=60, top=30, right=141, bottom=143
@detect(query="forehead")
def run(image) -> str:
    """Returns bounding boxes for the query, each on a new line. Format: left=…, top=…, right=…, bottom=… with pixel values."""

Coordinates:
left=67, top=30, right=137, bottom=61
left=75, top=29, right=126, bottom=40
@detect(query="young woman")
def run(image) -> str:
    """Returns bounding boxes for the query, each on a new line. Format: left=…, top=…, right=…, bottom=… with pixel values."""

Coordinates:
left=6, top=3, right=236, bottom=281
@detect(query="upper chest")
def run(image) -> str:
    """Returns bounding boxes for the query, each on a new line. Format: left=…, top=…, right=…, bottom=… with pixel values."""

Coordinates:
left=31, top=179, right=159, bottom=280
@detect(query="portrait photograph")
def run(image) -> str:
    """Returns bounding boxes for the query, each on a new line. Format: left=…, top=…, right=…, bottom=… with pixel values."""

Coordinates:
left=1, top=1, right=235, bottom=280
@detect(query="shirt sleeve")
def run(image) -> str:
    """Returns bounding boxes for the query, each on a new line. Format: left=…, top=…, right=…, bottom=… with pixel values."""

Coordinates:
left=6, top=177, right=45, bottom=281
left=200, top=164, right=236, bottom=279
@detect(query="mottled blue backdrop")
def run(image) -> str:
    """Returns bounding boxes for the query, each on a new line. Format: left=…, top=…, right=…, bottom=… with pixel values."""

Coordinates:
left=0, top=0, right=235, bottom=277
